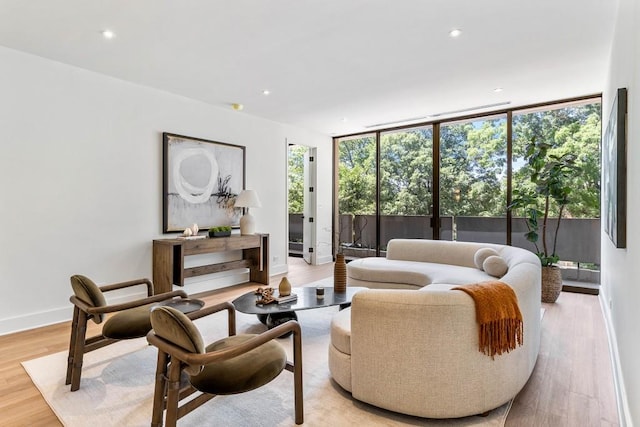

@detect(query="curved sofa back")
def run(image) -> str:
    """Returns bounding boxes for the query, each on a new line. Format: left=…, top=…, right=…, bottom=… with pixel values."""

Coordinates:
left=387, top=239, right=494, bottom=267
left=387, top=238, right=540, bottom=270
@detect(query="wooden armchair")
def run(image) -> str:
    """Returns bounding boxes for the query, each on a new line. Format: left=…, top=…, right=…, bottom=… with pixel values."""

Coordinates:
left=66, top=274, right=188, bottom=391
left=147, top=303, right=303, bottom=426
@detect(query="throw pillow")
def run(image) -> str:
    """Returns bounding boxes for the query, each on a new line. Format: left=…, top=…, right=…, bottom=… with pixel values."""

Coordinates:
left=483, top=255, right=508, bottom=277
left=474, top=248, right=500, bottom=270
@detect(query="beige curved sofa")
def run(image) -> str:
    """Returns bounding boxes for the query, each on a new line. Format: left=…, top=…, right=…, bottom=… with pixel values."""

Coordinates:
left=329, top=239, right=541, bottom=419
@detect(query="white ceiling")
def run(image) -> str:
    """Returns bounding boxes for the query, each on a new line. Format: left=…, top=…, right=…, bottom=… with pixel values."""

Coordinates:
left=0, top=0, right=617, bottom=136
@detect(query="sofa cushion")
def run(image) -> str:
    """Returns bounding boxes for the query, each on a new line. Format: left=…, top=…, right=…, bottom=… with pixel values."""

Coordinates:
left=474, top=248, right=500, bottom=270
left=483, top=255, right=508, bottom=277
left=348, top=257, right=496, bottom=288
left=347, top=258, right=429, bottom=288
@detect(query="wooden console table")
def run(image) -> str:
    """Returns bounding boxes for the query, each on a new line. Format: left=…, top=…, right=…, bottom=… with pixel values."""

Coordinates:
left=152, top=234, right=269, bottom=295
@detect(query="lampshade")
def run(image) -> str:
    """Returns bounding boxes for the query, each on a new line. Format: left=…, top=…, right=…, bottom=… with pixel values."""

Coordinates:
left=235, top=190, right=261, bottom=235
left=235, top=190, right=262, bottom=208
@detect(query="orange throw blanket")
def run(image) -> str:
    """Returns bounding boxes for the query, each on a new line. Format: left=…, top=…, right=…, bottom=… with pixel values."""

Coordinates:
left=453, top=281, right=523, bottom=358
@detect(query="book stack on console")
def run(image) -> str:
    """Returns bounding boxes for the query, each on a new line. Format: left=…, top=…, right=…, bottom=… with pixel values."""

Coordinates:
left=275, top=293, right=298, bottom=304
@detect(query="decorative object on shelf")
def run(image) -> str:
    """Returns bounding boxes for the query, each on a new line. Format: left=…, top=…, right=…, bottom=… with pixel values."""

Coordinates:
left=541, top=265, right=563, bottom=303
left=208, top=226, right=232, bottom=237
left=163, top=132, right=245, bottom=233
left=253, top=285, right=297, bottom=305
left=235, top=189, right=262, bottom=235
left=254, top=286, right=275, bottom=305
left=316, top=287, right=325, bottom=299
left=279, top=277, right=292, bottom=297
left=508, top=136, right=579, bottom=303
left=180, top=225, right=208, bottom=240
left=334, top=253, right=347, bottom=293
left=603, top=87, right=627, bottom=249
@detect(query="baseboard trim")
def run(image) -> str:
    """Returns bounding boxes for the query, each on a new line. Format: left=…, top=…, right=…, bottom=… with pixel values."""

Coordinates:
left=0, top=289, right=148, bottom=337
left=598, top=292, right=633, bottom=427
left=562, top=284, right=599, bottom=295
left=316, top=254, right=334, bottom=265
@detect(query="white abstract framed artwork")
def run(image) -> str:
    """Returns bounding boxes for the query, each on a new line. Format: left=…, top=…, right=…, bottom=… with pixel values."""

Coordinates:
left=163, top=133, right=245, bottom=233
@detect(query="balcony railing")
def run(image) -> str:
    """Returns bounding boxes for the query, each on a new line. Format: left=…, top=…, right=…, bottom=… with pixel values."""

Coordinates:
left=289, top=213, right=601, bottom=283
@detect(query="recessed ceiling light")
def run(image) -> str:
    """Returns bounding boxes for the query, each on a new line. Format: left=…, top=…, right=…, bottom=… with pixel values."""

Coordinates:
left=449, top=28, right=462, bottom=38
left=493, top=87, right=504, bottom=93
left=102, top=30, right=115, bottom=39
left=262, top=90, right=271, bottom=96
left=231, top=103, right=244, bottom=111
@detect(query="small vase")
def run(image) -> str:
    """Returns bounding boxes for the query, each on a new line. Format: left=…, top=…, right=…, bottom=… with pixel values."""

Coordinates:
left=334, top=253, right=347, bottom=293
left=279, top=277, right=292, bottom=297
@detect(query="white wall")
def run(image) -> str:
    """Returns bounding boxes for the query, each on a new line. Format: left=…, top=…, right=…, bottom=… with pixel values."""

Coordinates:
left=601, top=0, right=639, bottom=425
left=0, top=46, right=331, bottom=335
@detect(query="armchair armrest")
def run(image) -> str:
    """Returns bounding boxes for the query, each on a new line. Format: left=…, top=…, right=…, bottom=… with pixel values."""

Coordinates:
left=188, top=301, right=236, bottom=336
left=147, top=319, right=301, bottom=366
left=71, top=290, right=189, bottom=314
left=100, top=278, right=154, bottom=296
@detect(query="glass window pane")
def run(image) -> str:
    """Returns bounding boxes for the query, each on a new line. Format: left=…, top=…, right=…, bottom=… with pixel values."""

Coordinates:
left=439, top=115, right=508, bottom=243
left=287, top=145, right=305, bottom=256
left=379, top=126, right=433, bottom=251
left=337, top=134, right=377, bottom=258
left=512, top=102, right=601, bottom=271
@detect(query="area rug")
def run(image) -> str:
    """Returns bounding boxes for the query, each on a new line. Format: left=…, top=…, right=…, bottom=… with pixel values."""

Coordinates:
left=23, top=282, right=512, bottom=426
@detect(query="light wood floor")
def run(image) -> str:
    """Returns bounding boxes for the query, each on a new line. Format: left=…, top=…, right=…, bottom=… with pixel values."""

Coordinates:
left=0, top=258, right=619, bottom=426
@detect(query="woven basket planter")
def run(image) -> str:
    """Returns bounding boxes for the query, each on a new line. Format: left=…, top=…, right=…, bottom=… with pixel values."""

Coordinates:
left=541, top=265, right=562, bottom=303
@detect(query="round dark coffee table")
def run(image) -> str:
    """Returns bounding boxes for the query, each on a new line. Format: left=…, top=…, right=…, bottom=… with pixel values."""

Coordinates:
left=232, top=286, right=366, bottom=333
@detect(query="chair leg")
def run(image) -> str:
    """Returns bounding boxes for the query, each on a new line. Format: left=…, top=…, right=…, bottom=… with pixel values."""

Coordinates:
left=292, top=325, right=304, bottom=425
left=164, top=359, right=183, bottom=427
left=65, top=306, right=80, bottom=385
left=69, top=310, right=89, bottom=391
left=151, top=351, right=169, bottom=427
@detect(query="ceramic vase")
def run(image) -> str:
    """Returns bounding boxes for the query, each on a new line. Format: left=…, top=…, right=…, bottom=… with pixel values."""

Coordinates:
left=334, top=253, right=347, bottom=293
left=279, top=277, right=292, bottom=297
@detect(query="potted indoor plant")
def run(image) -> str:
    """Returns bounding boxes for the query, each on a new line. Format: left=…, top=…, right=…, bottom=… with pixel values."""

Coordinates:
left=208, top=225, right=232, bottom=238
left=509, top=138, right=578, bottom=302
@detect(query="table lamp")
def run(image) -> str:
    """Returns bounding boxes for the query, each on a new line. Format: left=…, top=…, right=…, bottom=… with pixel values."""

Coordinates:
left=235, top=189, right=262, bottom=235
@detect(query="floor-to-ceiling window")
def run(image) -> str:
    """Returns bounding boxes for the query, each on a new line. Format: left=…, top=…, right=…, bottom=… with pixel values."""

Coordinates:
left=333, top=95, right=601, bottom=277
left=336, top=134, right=377, bottom=258
left=511, top=100, right=602, bottom=280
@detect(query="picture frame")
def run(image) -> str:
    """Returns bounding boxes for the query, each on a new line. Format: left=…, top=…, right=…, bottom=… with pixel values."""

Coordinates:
left=602, top=88, right=627, bottom=248
left=163, top=132, right=246, bottom=233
